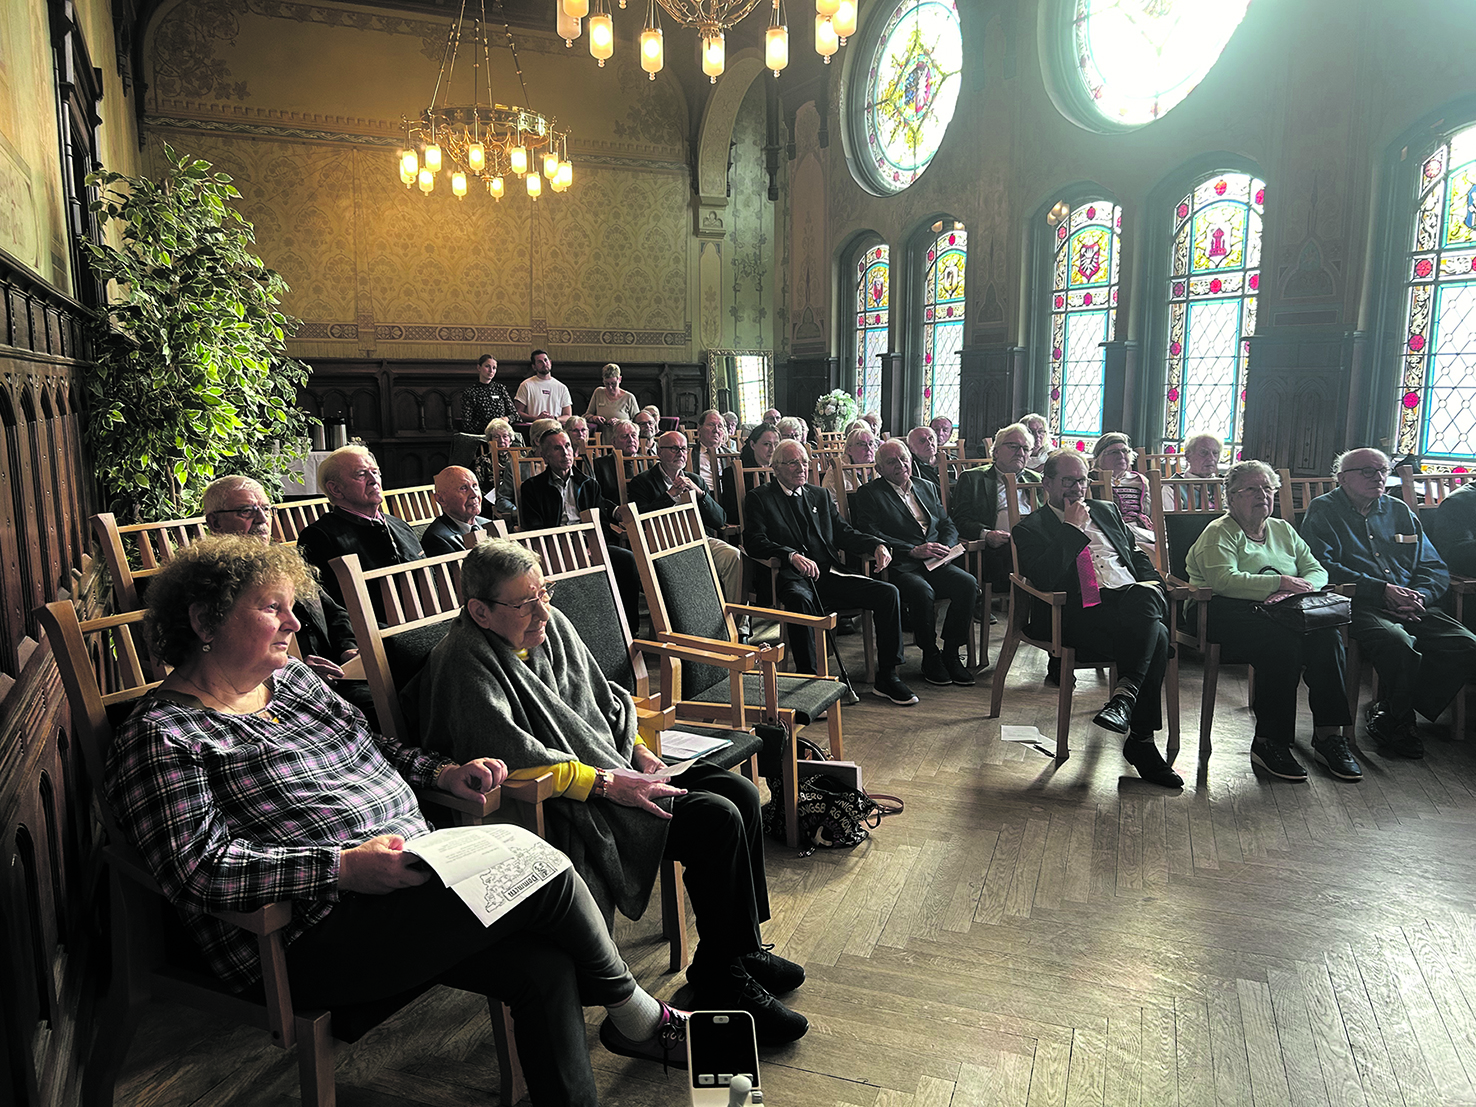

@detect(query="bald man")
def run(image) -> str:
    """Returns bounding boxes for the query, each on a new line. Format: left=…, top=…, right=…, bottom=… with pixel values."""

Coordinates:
left=422, top=466, right=493, bottom=556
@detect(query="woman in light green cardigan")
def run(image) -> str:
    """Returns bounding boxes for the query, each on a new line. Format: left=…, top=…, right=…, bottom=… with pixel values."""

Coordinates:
left=1185, top=460, right=1358, bottom=782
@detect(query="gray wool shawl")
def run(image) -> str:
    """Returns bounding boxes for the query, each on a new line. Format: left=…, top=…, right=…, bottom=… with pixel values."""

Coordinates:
left=414, top=606, right=668, bottom=924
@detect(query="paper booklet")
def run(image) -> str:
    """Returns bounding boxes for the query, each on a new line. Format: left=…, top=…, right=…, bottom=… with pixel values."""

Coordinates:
left=656, top=729, right=734, bottom=760
left=923, top=543, right=965, bottom=571
left=404, top=823, right=570, bottom=926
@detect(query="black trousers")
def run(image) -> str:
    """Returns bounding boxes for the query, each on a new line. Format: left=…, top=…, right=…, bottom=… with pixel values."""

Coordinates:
left=1205, top=597, right=1352, bottom=744
left=890, top=561, right=978, bottom=652
left=774, top=566, right=903, bottom=675
left=1060, top=584, right=1169, bottom=734
left=663, top=762, right=768, bottom=973
left=1351, top=603, right=1476, bottom=722
left=608, top=545, right=642, bottom=632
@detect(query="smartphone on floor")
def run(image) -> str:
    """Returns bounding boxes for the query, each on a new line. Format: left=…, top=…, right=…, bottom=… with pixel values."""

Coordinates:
left=687, top=1010, right=761, bottom=1105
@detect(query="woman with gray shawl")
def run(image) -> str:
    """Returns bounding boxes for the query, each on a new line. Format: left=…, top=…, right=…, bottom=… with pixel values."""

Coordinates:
left=415, top=540, right=808, bottom=1046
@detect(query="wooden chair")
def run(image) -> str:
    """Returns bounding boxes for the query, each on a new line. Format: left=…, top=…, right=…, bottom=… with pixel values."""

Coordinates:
left=272, top=496, right=331, bottom=544
left=1277, top=469, right=1339, bottom=526
left=613, top=452, right=662, bottom=509
left=623, top=500, right=851, bottom=848
left=969, top=473, right=1051, bottom=671
left=380, top=484, right=438, bottom=537
left=36, top=599, right=523, bottom=1107
left=91, top=511, right=208, bottom=611
left=730, top=461, right=774, bottom=533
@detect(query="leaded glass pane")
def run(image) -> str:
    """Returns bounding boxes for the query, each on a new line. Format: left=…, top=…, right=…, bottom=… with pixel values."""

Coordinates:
left=1047, top=200, right=1121, bottom=441
left=735, top=356, right=767, bottom=426
left=855, top=245, right=889, bottom=415
left=861, top=0, right=963, bottom=194
left=1072, top=0, right=1251, bottom=128
left=1397, top=123, right=1476, bottom=465
left=1162, top=172, right=1264, bottom=458
left=923, top=226, right=966, bottom=427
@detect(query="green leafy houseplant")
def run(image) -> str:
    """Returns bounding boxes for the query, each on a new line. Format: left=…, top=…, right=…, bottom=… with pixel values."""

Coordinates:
left=84, top=144, right=315, bottom=521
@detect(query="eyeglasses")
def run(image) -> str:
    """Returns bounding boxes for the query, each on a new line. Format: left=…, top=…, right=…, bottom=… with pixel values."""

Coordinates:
left=1340, top=467, right=1389, bottom=480
left=1232, top=484, right=1275, bottom=497
left=658, top=444, right=689, bottom=454
left=217, top=504, right=271, bottom=519
left=1057, top=476, right=1091, bottom=488
left=490, top=582, right=557, bottom=613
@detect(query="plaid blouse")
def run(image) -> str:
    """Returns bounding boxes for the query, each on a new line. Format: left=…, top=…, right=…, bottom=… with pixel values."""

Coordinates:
left=103, top=659, right=449, bottom=990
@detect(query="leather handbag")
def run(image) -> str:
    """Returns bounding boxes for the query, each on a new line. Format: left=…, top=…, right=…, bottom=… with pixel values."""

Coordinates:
left=1255, top=588, right=1351, bottom=633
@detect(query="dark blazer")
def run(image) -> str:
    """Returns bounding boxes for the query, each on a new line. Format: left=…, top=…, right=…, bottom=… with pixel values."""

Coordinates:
left=293, top=589, right=357, bottom=661
left=1429, top=484, right=1476, bottom=577
left=520, top=467, right=615, bottom=533
left=743, top=481, right=884, bottom=570
left=298, top=508, right=426, bottom=609
left=912, top=457, right=941, bottom=490
left=850, top=477, right=958, bottom=572
left=421, top=513, right=492, bottom=557
left=1013, top=500, right=1159, bottom=633
left=951, top=464, right=1042, bottom=539
left=594, top=453, right=637, bottom=506
left=626, top=465, right=726, bottom=536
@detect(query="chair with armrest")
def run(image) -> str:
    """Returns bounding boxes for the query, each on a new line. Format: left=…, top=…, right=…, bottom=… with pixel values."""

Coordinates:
left=380, top=484, right=439, bottom=538
left=1277, top=469, right=1340, bottom=526
left=37, top=598, right=525, bottom=1107
left=967, top=472, right=1051, bottom=672
left=622, top=500, right=850, bottom=848
left=92, top=511, right=209, bottom=611
left=272, top=496, right=332, bottom=545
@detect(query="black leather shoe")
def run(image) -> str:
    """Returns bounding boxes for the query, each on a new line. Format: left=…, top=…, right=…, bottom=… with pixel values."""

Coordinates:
left=944, top=651, right=976, bottom=686
left=1093, top=693, right=1135, bottom=734
left=690, top=964, right=808, bottom=1045
left=1122, top=737, right=1183, bottom=787
left=872, top=671, right=919, bottom=705
left=740, top=945, right=805, bottom=994
left=921, top=651, right=952, bottom=685
left=1250, top=739, right=1308, bottom=782
left=1366, top=701, right=1424, bottom=758
left=1312, top=734, right=1363, bottom=780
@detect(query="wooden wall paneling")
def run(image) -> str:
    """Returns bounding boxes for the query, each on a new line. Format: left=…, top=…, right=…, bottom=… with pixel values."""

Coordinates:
left=959, top=344, right=1027, bottom=448
left=2, top=390, right=44, bottom=660
left=879, top=352, right=907, bottom=439
left=1242, top=326, right=1355, bottom=474
left=24, top=389, right=63, bottom=611
left=0, top=388, right=31, bottom=678
left=778, top=356, right=836, bottom=426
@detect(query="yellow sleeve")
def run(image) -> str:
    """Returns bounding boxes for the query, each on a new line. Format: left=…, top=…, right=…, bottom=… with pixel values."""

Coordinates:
left=508, top=761, right=598, bottom=801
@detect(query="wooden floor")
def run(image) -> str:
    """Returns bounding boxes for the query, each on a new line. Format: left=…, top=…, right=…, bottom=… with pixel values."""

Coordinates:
left=113, top=629, right=1476, bottom=1107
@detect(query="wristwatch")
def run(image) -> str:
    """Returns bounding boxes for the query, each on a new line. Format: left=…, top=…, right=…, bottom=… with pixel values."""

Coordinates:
left=592, top=767, right=613, bottom=798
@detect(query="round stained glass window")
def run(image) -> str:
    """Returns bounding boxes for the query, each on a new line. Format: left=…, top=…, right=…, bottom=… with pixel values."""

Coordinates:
left=858, top=0, right=963, bottom=194
left=1066, top=0, right=1251, bottom=130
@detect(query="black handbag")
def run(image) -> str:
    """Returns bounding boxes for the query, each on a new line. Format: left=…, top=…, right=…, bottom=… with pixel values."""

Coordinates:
left=1255, top=588, right=1351, bottom=633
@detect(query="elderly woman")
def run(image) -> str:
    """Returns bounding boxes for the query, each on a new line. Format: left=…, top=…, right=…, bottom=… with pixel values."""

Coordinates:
left=477, top=417, right=518, bottom=517
left=414, top=540, right=808, bottom=1046
left=775, top=415, right=807, bottom=443
left=1093, top=432, right=1156, bottom=548
left=584, top=363, right=639, bottom=440
left=1022, top=412, right=1051, bottom=470
left=1184, top=461, right=1359, bottom=781
left=823, top=423, right=879, bottom=509
left=102, top=537, right=688, bottom=1102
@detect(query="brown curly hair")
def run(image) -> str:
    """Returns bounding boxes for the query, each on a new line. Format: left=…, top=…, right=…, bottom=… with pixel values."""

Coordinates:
left=144, top=536, right=317, bottom=666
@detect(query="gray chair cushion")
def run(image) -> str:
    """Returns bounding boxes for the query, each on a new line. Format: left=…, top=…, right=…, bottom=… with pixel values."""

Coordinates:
left=653, top=546, right=729, bottom=697
left=551, top=572, right=636, bottom=691
left=687, top=672, right=845, bottom=727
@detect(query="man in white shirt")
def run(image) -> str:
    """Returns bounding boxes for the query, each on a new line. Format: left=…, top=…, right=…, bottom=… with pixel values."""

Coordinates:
left=514, top=349, right=573, bottom=422
left=692, top=409, right=729, bottom=487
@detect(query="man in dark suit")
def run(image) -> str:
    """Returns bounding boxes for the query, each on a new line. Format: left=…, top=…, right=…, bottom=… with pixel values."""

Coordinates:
left=422, top=465, right=493, bottom=556
left=852, top=440, right=978, bottom=686
left=743, top=440, right=916, bottom=705
left=627, top=431, right=743, bottom=601
left=1013, top=448, right=1180, bottom=787
left=906, top=426, right=941, bottom=490
left=595, top=419, right=641, bottom=505
left=521, top=427, right=641, bottom=630
left=950, top=421, right=1042, bottom=590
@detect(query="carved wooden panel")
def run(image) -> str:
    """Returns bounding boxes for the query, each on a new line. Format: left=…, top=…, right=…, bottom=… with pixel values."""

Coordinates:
left=1242, top=327, right=1356, bottom=474
left=959, top=345, right=1027, bottom=448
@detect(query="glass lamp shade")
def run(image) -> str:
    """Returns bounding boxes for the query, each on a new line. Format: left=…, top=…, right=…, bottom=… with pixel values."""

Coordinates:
left=589, top=12, right=614, bottom=63
left=467, top=143, right=486, bottom=172
left=544, top=152, right=560, bottom=178
left=424, top=143, right=442, bottom=171
left=418, top=166, right=435, bottom=193
left=815, top=14, right=838, bottom=58
left=833, top=0, right=855, bottom=39
left=490, top=175, right=505, bottom=198
left=702, top=29, right=725, bottom=81
left=399, top=149, right=418, bottom=184
left=510, top=145, right=528, bottom=175
left=640, top=25, right=663, bottom=77
left=526, top=171, right=543, bottom=198
left=766, top=23, right=789, bottom=72
left=815, top=0, right=839, bottom=16
left=451, top=171, right=468, bottom=197
left=557, top=6, right=581, bottom=40
left=557, top=160, right=573, bottom=188
left=563, top=0, right=589, bottom=17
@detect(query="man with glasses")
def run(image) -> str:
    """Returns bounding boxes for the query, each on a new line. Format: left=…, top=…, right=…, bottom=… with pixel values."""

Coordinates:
left=743, top=440, right=917, bottom=704
left=951, top=422, right=1043, bottom=593
left=1302, top=447, right=1476, bottom=758
left=627, top=431, right=744, bottom=601
left=1013, top=449, right=1181, bottom=787
left=298, top=445, right=426, bottom=615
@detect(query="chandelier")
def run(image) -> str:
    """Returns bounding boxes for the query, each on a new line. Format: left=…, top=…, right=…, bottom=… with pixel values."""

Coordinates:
left=397, top=1, right=573, bottom=200
left=558, top=0, right=854, bottom=83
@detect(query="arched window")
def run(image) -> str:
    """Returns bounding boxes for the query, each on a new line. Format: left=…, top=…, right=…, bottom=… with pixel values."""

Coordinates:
left=1046, top=199, right=1121, bottom=443
left=854, top=244, right=890, bottom=416
left=851, top=0, right=963, bottom=194
left=1046, top=0, right=1252, bottom=132
left=1395, top=122, right=1476, bottom=466
left=1161, top=172, right=1266, bottom=457
left=920, top=221, right=966, bottom=426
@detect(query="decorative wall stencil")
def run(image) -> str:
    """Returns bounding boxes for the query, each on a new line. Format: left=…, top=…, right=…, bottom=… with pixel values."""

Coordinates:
left=724, top=79, right=774, bottom=350
left=789, top=151, right=826, bottom=356
left=150, top=0, right=251, bottom=102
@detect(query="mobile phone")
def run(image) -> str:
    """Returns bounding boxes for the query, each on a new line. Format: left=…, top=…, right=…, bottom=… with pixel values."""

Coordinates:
left=687, top=1010, right=761, bottom=1105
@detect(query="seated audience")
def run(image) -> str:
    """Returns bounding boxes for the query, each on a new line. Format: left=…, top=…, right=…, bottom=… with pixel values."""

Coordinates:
left=1301, top=447, right=1476, bottom=759
left=930, top=416, right=955, bottom=452
left=722, top=411, right=739, bottom=438
left=1184, top=461, right=1358, bottom=781
left=1163, top=430, right=1226, bottom=511
left=852, top=441, right=978, bottom=686
left=950, top=422, right=1041, bottom=592
left=692, top=408, right=730, bottom=487
left=566, top=415, right=596, bottom=481
left=478, top=417, right=518, bottom=518
left=103, top=537, right=688, bottom=1103
left=861, top=411, right=883, bottom=439
left=1014, top=449, right=1180, bottom=787
left=743, top=440, right=916, bottom=704
left=1426, top=478, right=1476, bottom=581
left=723, top=423, right=780, bottom=522
left=413, top=540, right=807, bottom=1045
left=822, top=423, right=879, bottom=510
left=422, top=465, right=492, bottom=556
left=775, top=416, right=808, bottom=443
left=459, top=354, right=516, bottom=433
left=906, top=426, right=941, bottom=489
left=762, top=407, right=782, bottom=425
left=634, top=409, right=658, bottom=452
left=628, top=431, right=744, bottom=602
left=584, top=363, right=639, bottom=437
left=596, top=419, right=642, bottom=504
left=297, top=446, right=425, bottom=613
left=1092, top=433, right=1156, bottom=549
left=1022, top=412, right=1051, bottom=470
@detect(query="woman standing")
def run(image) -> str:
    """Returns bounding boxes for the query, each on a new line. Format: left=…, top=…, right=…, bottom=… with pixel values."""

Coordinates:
left=1184, top=461, right=1359, bottom=781
left=584, top=363, right=640, bottom=440
left=460, top=354, right=516, bottom=433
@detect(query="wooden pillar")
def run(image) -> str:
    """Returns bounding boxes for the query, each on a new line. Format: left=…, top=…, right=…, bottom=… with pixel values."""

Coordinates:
left=959, top=344, right=1027, bottom=446
left=1242, top=326, right=1360, bottom=474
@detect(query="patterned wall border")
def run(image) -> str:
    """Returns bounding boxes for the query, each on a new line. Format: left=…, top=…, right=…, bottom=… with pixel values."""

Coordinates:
left=291, top=321, right=693, bottom=346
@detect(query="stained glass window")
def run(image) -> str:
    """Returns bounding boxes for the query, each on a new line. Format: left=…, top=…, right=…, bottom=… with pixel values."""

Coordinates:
left=734, top=355, right=768, bottom=426
left=859, top=0, right=963, bottom=194
left=1070, top=0, right=1251, bottom=129
left=854, top=245, right=889, bottom=416
left=922, top=224, right=966, bottom=428
left=1047, top=201, right=1122, bottom=444
left=1395, top=123, right=1476, bottom=467
left=1162, top=172, right=1265, bottom=460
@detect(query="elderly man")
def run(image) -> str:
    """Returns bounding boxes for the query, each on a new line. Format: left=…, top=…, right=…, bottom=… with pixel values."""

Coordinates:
left=1022, top=413, right=1051, bottom=471
left=1181, top=431, right=1222, bottom=478
left=762, top=407, right=782, bottom=425
left=422, top=466, right=493, bottom=556
left=743, top=440, right=916, bottom=704
left=906, top=426, right=941, bottom=489
left=628, top=431, right=744, bottom=602
left=297, top=446, right=425, bottom=612
left=595, top=418, right=642, bottom=503
left=852, top=440, right=978, bottom=685
left=1429, top=480, right=1476, bottom=581
left=1301, top=447, right=1476, bottom=758
left=633, top=409, right=658, bottom=453
left=1013, top=449, right=1181, bottom=788
left=951, top=422, right=1042, bottom=592
left=692, top=409, right=729, bottom=487
left=565, top=415, right=596, bottom=481
left=514, top=349, right=573, bottom=422
left=930, top=416, right=955, bottom=452
left=722, top=411, right=739, bottom=438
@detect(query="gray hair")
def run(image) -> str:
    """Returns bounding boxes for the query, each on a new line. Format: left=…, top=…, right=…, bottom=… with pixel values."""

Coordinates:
left=1182, top=430, right=1221, bottom=455
left=201, top=475, right=265, bottom=516
left=463, top=539, right=542, bottom=604
left=776, top=416, right=807, bottom=441
left=994, top=421, right=1031, bottom=446
left=484, top=417, right=514, bottom=441
left=318, top=445, right=376, bottom=495
left=530, top=418, right=563, bottom=446
left=1092, top=432, right=1136, bottom=464
left=876, top=439, right=909, bottom=463
left=1333, top=447, right=1389, bottom=477
left=844, top=424, right=875, bottom=451
left=1223, top=459, right=1280, bottom=498
left=610, top=419, right=637, bottom=436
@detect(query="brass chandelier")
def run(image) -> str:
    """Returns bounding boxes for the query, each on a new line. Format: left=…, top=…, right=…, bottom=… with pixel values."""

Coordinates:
left=397, top=0, right=573, bottom=200
left=558, top=0, right=854, bottom=83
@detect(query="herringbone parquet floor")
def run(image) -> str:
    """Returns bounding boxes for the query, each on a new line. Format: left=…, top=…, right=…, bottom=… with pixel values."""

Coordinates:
left=114, top=632, right=1476, bottom=1106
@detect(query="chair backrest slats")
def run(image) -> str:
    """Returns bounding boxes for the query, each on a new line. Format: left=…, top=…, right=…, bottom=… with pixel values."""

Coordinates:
left=731, top=462, right=774, bottom=531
